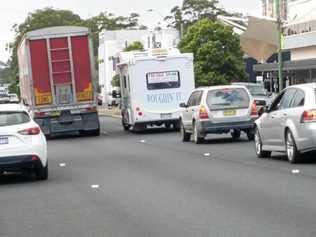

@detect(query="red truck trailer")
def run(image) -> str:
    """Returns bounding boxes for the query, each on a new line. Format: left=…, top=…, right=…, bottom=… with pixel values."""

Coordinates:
left=17, top=26, right=100, bottom=136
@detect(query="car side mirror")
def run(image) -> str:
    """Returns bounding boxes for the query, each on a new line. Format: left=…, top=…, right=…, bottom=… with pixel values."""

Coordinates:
left=179, top=102, right=187, bottom=108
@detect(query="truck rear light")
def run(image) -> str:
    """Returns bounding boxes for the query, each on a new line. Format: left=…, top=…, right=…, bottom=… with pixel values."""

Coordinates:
left=301, top=110, right=316, bottom=123
left=136, top=107, right=140, bottom=112
left=138, top=112, right=143, bottom=116
left=34, top=112, right=46, bottom=117
left=199, top=105, right=209, bottom=119
left=19, top=127, right=41, bottom=135
left=251, top=101, right=258, bottom=117
left=86, top=107, right=97, bottom=113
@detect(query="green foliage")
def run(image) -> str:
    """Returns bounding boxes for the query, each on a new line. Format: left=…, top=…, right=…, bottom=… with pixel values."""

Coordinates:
left=123, top=41, right=144, bottom=52
left=0, top=65, right=11, bottom=83
left=8, top=81, right=19, bottom=95
left=179, top=19, right=247, bottom=86
left=111, top=74, right=120, bottom=87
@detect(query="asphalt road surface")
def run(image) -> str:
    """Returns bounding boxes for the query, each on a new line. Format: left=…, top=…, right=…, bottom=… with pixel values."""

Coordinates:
left=1, top=116, right=316, bottom=237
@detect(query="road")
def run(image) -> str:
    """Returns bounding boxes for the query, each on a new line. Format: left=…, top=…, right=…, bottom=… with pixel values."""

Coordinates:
left=1, top=116, right=316, bottom=237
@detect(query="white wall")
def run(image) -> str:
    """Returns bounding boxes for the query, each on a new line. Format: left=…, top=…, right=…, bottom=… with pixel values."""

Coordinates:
left=288, top=0, right=316, bottom=22
left=291, top=46, right=316, bottom=60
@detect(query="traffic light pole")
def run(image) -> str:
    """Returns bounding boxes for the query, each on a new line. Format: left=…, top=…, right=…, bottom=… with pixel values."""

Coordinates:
left=276, top=0, right=283, bottom=91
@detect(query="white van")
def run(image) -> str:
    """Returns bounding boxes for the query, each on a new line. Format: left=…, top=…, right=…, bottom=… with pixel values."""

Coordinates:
left=117, top=48, right=195, bottom=131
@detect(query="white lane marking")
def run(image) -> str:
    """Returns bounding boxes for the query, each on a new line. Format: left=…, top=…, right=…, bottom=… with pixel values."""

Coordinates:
left=291, top=169, right=300, bottom=174
left=204, top=153, right=211, bottom=157
left=91, top=184, right=100, bottom=189
left=59, top=163, right=66, bottom=167
left=140, top=140, right=146, bottom=143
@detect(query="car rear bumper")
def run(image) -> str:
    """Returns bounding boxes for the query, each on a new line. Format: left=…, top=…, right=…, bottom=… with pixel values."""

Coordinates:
left=0, top=155, right=41, bottom=171
left=198, top=120, right=255, bottom=134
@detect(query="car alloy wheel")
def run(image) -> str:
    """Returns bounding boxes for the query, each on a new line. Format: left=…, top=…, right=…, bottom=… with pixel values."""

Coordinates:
left=286, top=130, right=300, bottom=164
left=254, top=127, right=271, bottom=158
left=193, top=122, right=204, bottom=144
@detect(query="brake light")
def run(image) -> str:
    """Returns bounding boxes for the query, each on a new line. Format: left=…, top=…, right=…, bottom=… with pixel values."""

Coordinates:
left=302, top=110, right=316, bottom=123
left=199, top=105, right=209, bottom=119
left=251, top=101, right=258, bottom=117
left=34, top=112, right=46, bottom=117
left=18, top=127, right=41, bottom=135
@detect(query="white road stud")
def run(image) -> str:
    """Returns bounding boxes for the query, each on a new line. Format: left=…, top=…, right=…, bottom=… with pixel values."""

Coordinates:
left=291, top=169, right=300, bottom=174
left=91, top=184, right=100, bottom=189
left=204, top=153, right=211, bottom=157
left=140, top=140, right=146, bottom=143
left=59, top=163, right=66, bottom=167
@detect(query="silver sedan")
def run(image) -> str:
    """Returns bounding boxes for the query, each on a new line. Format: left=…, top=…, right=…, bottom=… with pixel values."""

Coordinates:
left=254, top=83, right=316, bottom=163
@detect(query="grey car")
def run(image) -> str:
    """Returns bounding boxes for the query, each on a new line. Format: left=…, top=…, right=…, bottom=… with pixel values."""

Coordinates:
left=179, top=85, right=258, bottom=144
left=232, top=82, right=272, bottom=109
left=254, top=83, right=316, bottom=163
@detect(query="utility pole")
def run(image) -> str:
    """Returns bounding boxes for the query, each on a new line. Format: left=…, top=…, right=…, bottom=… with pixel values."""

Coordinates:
left=276, top=0, right=283, bottom=91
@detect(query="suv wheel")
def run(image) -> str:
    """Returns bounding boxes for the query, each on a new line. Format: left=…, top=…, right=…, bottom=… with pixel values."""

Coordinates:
left=247, top=129, right=255, bottom=141
left=35, top=162, right=48, bottom=181
left=231, top=129, right=241, bottom=140
left=286, top=130, right=300, bottom=163
left=193, top=122, right=204, bottom=144
left=254, top=127, right=271, bottom=158
left=181, top=121, right=191, bottom=142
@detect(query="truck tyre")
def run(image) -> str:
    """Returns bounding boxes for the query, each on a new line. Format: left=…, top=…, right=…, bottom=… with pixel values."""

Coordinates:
left=122, top=115, right=130, bottom=131
left=35, top=162, right=48, bottom=181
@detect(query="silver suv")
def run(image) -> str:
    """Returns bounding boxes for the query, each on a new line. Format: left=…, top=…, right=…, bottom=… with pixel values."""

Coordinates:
left=179, top=85, right=258, bottom=144
left=255, top=83, right=316, bottom=163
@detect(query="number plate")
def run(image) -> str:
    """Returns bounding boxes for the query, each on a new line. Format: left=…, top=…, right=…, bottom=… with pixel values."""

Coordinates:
left=223, top=110, right=236, bottom=116
left=0, top=137, right=8, bottom=145
left=161, top=113, right=172, bottom=119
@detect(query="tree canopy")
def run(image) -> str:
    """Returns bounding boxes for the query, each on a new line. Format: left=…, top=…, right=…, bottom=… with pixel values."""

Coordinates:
left=123, top=41, right=144, bottom=52
left=179, top=19, right=247, bottom=86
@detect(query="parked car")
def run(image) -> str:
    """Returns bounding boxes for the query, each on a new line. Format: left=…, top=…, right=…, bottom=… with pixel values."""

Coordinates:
left=254, top=83, right=316, bottom=163
left=0, top=104, right=48, bottom=180
left=8, top=93, right=19, bottom=103
left=179, top=85, right=258, bottom=144
left=232, top=82, right=272, bottom=110
left=0, top=94, right=10, bottom=104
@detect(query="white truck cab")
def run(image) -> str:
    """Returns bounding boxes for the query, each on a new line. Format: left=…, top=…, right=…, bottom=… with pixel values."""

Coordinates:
left=117, top=48, right=195, bottom=131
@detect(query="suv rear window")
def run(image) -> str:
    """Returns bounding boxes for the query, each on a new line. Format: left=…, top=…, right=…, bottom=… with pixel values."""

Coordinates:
left=0, top=111, right=30, bottom=127
left=206, top=88, right=250, bottom=110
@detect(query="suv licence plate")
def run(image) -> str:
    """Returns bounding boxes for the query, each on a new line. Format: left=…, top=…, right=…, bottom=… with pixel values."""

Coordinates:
left=223, top=110, right=236, bottom=116
left=161, top=113, right=172, bottom=119
left=0, top=137, right=8, bottom=145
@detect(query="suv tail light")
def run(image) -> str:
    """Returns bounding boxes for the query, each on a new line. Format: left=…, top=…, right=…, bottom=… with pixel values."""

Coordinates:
left=301, top=110, right=316, bottom=123
left=18, top=127, right=41, bottom=135
left=251, top=101, right=258, bottom=117
left=199, top=105, right=209, bottom=119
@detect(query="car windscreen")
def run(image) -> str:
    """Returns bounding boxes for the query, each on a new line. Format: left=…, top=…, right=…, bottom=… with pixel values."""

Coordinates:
left=146, top=71, right=180, bottom=90
left=246, top=85, right=266, bottom=96
left=0, top=111, right=30, bottom=127
left=206, top=88, right=250, bottom=110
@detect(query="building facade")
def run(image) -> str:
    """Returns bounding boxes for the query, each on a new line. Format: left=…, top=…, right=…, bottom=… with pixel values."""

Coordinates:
left=262, top=0, right=288, bottom=20
left=255, top=0, right=316, bottom=92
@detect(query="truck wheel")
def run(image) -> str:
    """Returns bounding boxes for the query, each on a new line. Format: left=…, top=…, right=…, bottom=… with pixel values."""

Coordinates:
left=35, top=162, right=48, bottom=181
left=122, top=115, right=130, bottom=131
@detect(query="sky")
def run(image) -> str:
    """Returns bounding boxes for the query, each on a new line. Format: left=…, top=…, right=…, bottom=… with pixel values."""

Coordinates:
left=0, top=0, right=261, bottom=63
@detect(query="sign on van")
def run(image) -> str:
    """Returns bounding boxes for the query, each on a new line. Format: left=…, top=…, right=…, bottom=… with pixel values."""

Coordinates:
left=147, top=92, right=182, bottom=104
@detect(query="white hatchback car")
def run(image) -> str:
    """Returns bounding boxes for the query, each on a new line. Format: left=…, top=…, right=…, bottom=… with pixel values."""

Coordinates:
left=0, top=104, right=48, bottom=180
left=180, top=85, right=258, bottom=144
left=255, top=83, right=316, bottom=163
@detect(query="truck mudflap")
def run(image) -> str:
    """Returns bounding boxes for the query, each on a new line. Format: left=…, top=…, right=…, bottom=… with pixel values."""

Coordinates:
left=34, top=111, right=100, bottom=136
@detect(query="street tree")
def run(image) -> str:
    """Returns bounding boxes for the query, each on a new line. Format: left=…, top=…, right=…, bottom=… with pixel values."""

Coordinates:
left=179, top=19, right=247, bottom=86
left=123, top=41, right=144, bottom=52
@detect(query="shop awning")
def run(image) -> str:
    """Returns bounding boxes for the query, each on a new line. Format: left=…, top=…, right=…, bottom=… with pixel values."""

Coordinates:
left=254, top=58, right=316, bottom=72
